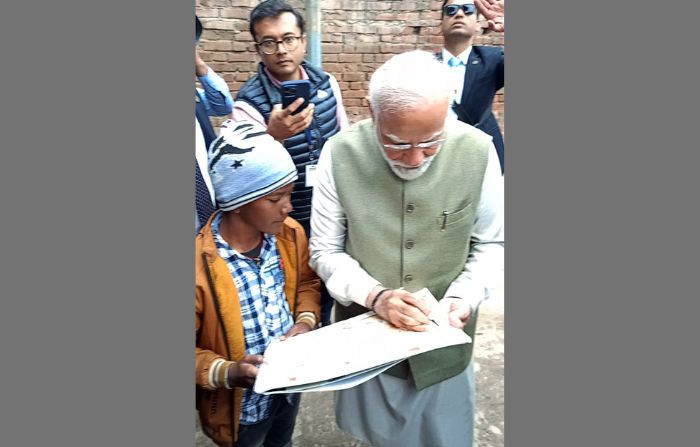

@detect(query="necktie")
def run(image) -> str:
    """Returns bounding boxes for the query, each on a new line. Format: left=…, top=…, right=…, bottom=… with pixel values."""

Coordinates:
left=195, top=158, right=215, bottom=227
left=448, top=56, right=465, bottom=67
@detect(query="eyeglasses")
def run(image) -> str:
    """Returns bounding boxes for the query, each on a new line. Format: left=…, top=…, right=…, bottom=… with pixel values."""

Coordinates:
left=443, top=4, right=477, bottom=16
left=256, top=35, right=303, bottom=55
left=381, top=139, right=445, bottom=151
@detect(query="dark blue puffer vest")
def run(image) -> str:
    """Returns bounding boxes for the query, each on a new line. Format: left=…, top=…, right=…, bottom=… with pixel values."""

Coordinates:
left=235, top=61, right=341, bottom=235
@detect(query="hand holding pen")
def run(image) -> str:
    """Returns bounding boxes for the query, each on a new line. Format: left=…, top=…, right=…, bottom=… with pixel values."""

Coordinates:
left=365, top=286, right=432, bottom=332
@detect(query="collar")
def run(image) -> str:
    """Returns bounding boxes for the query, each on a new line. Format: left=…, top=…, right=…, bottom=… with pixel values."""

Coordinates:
left=198, top=211, right=297, bottom=258
left=263, top=65, right=309, bottom=88
left=442, top=46, right=472, bottom=65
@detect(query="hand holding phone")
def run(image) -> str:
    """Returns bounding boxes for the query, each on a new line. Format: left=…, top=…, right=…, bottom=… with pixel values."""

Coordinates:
left=267, top=80, right=314, bottom=141
left=281, top=80, right=311, bottom=115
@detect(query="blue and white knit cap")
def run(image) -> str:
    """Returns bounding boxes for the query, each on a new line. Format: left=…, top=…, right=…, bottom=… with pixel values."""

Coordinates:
left=208, top=119, right=298, bottom=211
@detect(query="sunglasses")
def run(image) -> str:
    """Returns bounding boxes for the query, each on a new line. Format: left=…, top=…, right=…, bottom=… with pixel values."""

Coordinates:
left=443, top=4, right=477, bottom=16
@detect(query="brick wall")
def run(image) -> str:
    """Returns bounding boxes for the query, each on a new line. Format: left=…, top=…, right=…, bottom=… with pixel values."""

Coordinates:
left=196, top=0, right=504, bottom=132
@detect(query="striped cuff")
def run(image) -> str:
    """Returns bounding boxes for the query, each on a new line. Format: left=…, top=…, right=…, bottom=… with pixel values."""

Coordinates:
left=295, top=312, right=317, bottom=330
left=208, top=359, right=234, bottom=389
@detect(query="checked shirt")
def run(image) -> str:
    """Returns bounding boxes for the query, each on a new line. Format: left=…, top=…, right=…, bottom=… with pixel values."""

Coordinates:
left=212, top=214, right=294, bottom=424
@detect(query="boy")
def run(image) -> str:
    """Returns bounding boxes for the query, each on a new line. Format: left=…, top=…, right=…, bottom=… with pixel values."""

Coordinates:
left=195, top=120, right=321, bottom=446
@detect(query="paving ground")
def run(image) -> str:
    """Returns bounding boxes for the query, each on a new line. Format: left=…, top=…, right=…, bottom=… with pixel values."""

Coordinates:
left=196, top=294, right=504, bottom=447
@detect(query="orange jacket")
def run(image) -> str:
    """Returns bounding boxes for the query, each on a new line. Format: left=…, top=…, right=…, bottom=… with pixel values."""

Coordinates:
left=195, top=212, right=320, bottom=446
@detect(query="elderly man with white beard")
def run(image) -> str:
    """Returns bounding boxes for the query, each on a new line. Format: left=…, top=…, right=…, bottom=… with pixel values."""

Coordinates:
left=308, top=50, right=504, bottom=447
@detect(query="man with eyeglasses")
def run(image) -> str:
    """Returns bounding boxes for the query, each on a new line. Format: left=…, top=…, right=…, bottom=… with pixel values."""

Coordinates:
left=233, top=0, right=348, bottom=327
left=439, top=0, right=505, bottom=174
left=309, top=50, right=503, bottom=447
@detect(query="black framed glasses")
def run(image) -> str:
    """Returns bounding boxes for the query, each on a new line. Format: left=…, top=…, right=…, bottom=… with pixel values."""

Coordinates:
left=444, top=4, right=477, bottom=16
left=256, top=35, right=303, bottom=55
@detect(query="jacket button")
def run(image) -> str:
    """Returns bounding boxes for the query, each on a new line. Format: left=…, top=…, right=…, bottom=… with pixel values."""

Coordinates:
left=406, top=203, right=415, bottom=213
left=404, top=274, right=413, bottom=282
left=405, top=240, right=414, bottom=249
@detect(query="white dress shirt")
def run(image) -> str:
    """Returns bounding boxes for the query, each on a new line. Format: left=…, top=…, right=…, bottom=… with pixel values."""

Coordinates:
left=442, top=47, right=472, bottom=120
left=195, top=117, right=215, bottom=205
left=309, top=135, right=504, bottom=313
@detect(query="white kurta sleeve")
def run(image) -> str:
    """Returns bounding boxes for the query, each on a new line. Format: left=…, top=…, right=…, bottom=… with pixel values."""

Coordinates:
left=443, top=143, right=504, bottom=311
left=308, top=144, right=381, bottom=307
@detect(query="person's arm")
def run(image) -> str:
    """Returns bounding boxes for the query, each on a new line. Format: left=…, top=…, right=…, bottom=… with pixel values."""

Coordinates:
left=232, top=98, right=314, bottom=145
left=282, top=224, right=322, bottom=339
left=308, top=145, right=382, bottom=307
left=231, top=100, right=269, bottom=128
left=474, top=0, right=505, bottom=32
left=441, top=142, right=504, bottom=325
left=196, top=51, right=233, bottom=117
left=308, top=143, right=431, bottom=331
left=195, top=280, right=262, bottom=390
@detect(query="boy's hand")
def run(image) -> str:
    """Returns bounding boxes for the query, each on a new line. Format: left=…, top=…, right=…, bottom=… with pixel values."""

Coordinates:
left=226, top=354, right=264, bottom=389
left=280, top=322, right=312, bottom=341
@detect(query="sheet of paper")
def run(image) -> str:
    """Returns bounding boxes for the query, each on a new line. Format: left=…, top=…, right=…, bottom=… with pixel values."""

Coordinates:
left=260, top=360, right=402, bottom=394
left=253, top=288, right=471, bottom=394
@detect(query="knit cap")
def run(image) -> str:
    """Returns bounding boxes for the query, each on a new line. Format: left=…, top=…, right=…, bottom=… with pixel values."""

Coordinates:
left=208, top=119, right=298, bottom=211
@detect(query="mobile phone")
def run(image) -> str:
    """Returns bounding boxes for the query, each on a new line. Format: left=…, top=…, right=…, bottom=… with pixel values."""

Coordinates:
left=281, top=80, right=311, bottom=115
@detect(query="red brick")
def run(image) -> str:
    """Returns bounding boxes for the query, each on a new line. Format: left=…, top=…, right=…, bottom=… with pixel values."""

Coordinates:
left=323, top=43, right=343, bottom=54
left=375, top=53, right=395, bottom=63
left=220, top=9, right=250, bottom=19
left=355, top=34, right=380, bottom=43
left=195, top=7, right=219, bottom=18
left=355, top=43, right=379, bottom=53
left=343, top=89, right=367, bottom=99
left=343, top=72, right=364, bottom=82
left=352, top=23, right=376, bottom=34
left=325, top=34, right=344, bottom=43
left=200, top=41, right=232, bottom=51
left=377, top=26, right=396, bottom=35
left=339, top=54, right=362, bottom=63
left=226, top=52, right=254, bottom=62
left=323, top=63, right=342, bottom=73
left=342, top=0, right=366, bottom=11
left=366, top=1, right=392, bottom=10
left=420, top=10, right=442, bottom=20
left=396, top=12, right=420, bottom=21
left=373, top=13, right=395, bottom=21
left=205, top=19, right=237, bottom=31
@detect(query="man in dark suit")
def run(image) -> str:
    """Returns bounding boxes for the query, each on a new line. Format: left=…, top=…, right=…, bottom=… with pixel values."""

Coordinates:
left=195, top=15, right=228, bottom=233
left=438, top=0, right=505, bottom=173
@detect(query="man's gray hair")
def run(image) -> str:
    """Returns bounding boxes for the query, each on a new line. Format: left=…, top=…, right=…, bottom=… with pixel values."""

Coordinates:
left=368, top=50, right=451, bottom=120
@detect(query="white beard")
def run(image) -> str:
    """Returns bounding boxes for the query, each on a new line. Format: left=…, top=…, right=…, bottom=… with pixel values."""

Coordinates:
left=380, top=149, right=438, bottom=181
